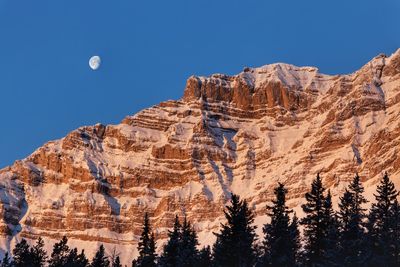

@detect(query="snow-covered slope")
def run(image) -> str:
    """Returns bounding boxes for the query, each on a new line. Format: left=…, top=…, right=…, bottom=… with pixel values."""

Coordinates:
left=0, top=49, right=399, bottom=264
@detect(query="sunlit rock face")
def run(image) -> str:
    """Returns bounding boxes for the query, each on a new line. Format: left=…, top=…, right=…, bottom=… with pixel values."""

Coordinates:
left=0, top=49, right=399, bottom=264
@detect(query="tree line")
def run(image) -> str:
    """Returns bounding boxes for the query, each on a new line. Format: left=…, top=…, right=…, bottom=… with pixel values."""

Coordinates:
left=1, top=173, right=400, bottom=267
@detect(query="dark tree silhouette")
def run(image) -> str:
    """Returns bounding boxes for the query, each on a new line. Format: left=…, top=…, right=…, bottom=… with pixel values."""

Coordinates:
left=109, top=247, right=121, bottom=267
left=367, top=173, right=399, bottom=266
left=12, top=238, right=32, bottom=267
left=177, top=216, right=199, bottom=267
left=289, top=213, right=301, bottom=264
left=322, top=190, right=340, bottom=265
left=135, top=213, right=157, bottom=267
left=389, top=199, right=400, bottom=266
left=76, top=249, right=89, bottom=267
left=30, top=237, right=48, bottom=267
left=66, top=248, right=89, bottom=267
left=48, top=236, right=71, bottom=267
left=91, top=244, right=110, bottom=267
left=196, top=246, right=212, bottom=267
left=112, top=255, right=122, bottom=267
left=159, top=215, right=181, bottom=267
left=213, top=194, right=257, bottom=267
left=261, top=183, right=299, bottom=266
left=300, top=173, right=335, bottom=266
left=338, top=174, right=368, bottom=266
left=0, top=252, right=12, bottom=267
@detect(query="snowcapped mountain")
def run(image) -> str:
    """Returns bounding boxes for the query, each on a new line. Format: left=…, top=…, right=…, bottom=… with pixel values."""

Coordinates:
left=0, top=49, right=399, bottom=264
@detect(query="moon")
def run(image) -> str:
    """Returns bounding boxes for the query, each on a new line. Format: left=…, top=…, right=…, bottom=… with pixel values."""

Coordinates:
left=89, top=56, right=101, bottom=70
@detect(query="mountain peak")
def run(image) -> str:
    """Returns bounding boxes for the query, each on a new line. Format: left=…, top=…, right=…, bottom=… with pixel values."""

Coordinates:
left=182, top=61, right=335, bottom=111
left=183, top=49, right=400, bottom=113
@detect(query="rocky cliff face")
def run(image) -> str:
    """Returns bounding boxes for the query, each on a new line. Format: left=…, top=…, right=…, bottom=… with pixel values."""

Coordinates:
left=1, top=49, right=400, bottom=263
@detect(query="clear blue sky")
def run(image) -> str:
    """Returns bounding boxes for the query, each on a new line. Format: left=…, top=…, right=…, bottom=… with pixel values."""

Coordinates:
left=0, top=0, right=399, bottom=168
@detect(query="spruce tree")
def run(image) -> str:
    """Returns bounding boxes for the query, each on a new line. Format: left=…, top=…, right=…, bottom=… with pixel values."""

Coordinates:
left=136, top=213, right=157, bottom=267
left=48, top=236, right=71, bottom=267
left=348, top=174, right=368, bottom=218
left=300, top=173, right=331, bottom=266
left=177, top=217, right=199, bottom=267
left=159, top=215, right=181, bottom=267
left=1, top=252, right=12, bottom=267
left=30, top=237, right=48, bottom=267
left=76, top=249, right=89, bottom=267
left=12, top=238, right=32, bottom=267
left=110, top=248, right=121, bottom=267
left=322, top=190, right=340, bottom=266
left=196, top=246, right=212, bottom=267
left=261, top=183, right=298, bottom=266
left=91, top=244, right=110, bottom=267
left=213, top=194, right=257, bottom=267
left=367, top=173, right=399, bottom=266
left=389, top=199, right=400, bottom=266
left=337, top=174, right=368, bottom=266
left=66, top=248, right=89, bottom=267
left=289, top=213, right=301, bottom=265
left=66, top=248, right=78, bottom=267
left=112, top=255, right=122, bottom=267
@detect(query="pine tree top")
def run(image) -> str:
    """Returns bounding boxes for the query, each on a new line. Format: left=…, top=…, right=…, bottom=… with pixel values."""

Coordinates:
left=301, top=173, right=326, bottom=216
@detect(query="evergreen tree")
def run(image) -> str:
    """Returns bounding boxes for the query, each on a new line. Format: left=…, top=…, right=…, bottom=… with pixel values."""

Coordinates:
left=289, top=213, right=301, bottom=265
left=337, top=174, right=368, bottom=266
left=177, top=217, right=199, bottom=267
left=76, top=249, right=89, bottom=267
left=213, top=194, right=257, bottom=267
left=30, top=237, right=47, bottom=267
left=196, top=246, right=212, bottom=267
left=112, top=256, right=122, bottom=267
left=261, top=183, right=298, bottom=266
left=91, top=244, right=110, bottom=267
left=136, top=213, right=157, bottom=267
left=0, top=252, right=12, bottom=267
left=48, top=236, right=71, bottom=267
left=159, top=215, right=181, bottom=267
left=66, top=248, right=89, bottom=267
left=12, top=238, right=32, bottom=267
left=109, top=248, right=121, bottom=267
left=367, top=173, right=399, bottom=266
left=66, top=248, right=79, bottom=267
left=322, top=190, right=340, bottom=266
left=348, top=174, right=368, bottom=218
left=389, top=199, right=400, bottom=266
left=300, top=173, right=332, bottom=266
